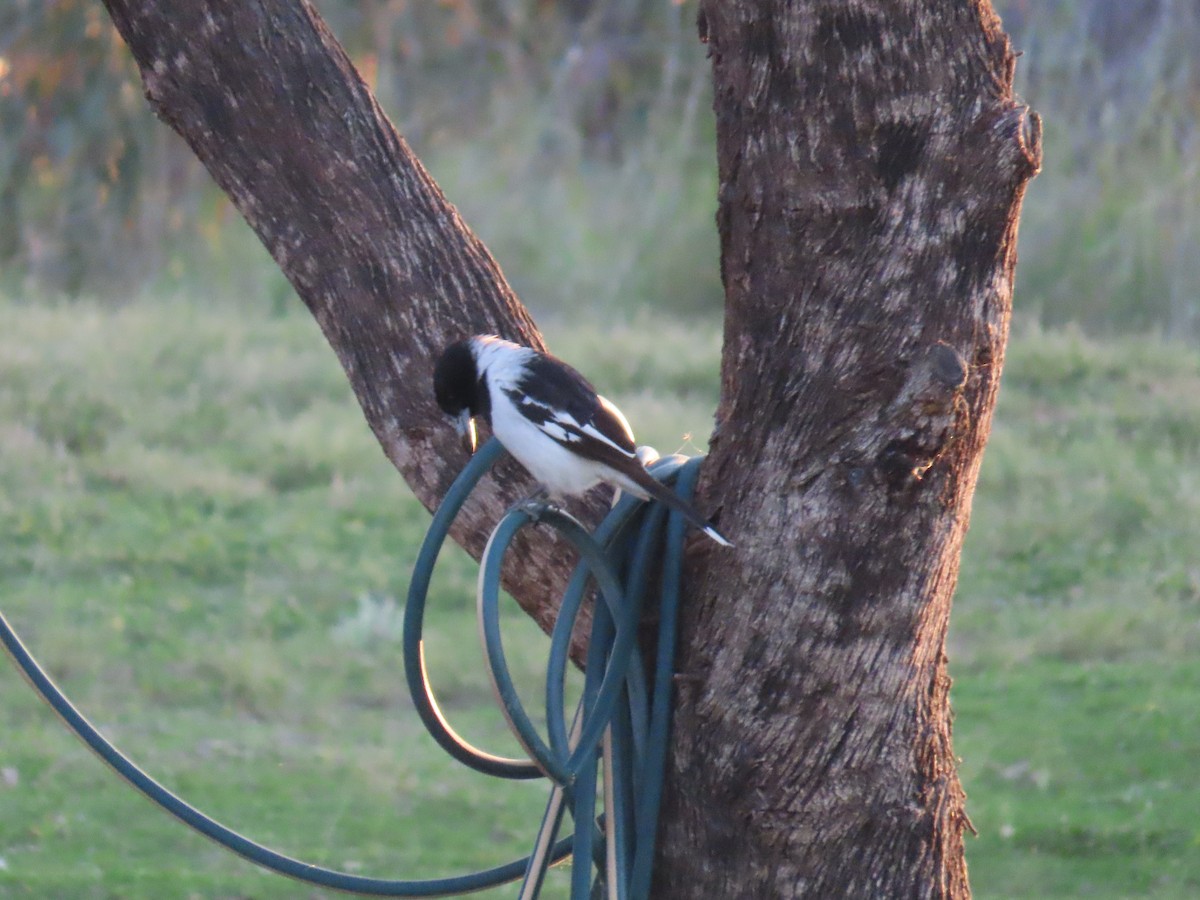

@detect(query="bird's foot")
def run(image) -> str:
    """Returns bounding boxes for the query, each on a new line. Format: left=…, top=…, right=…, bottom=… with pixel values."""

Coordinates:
left=514, top=487, right=559, bottom=522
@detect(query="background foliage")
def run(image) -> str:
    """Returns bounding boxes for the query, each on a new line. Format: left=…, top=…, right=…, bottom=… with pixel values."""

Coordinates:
left=2, top=0, right=1198, bottom=330
left=0, top=0, right=718, bottom=311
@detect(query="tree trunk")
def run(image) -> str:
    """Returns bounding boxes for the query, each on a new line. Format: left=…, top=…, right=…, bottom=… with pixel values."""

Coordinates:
left=655, top=2, right=1039, bottom=896
left=100, top=1, right=1039, bottom=896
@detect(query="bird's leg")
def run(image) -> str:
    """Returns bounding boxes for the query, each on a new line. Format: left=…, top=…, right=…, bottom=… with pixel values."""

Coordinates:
left=514, top=485, right=559, bottom=521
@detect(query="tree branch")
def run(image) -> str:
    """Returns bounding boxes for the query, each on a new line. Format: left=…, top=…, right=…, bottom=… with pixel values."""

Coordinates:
left=100, top=0, right=606, bottom=637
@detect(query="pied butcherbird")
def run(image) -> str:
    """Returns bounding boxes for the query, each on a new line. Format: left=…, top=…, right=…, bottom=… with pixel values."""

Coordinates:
left=432, top=335, right=731, bottom=547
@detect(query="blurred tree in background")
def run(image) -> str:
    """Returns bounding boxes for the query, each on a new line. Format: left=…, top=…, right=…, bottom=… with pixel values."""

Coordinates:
left=1, top=0, right=713, bottom=307
left=1003, top=0, right=1200, bottom=333
left=2, top=0, right=1198, bottom=331
left=0, top=1, right=172, bottom=293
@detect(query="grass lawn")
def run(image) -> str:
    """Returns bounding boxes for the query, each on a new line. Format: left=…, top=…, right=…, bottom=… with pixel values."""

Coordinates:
left=2, top=296, right=1199, bottom=897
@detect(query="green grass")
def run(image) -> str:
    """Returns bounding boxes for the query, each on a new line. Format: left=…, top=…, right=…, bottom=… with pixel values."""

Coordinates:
left=955, top=658, right=1200, bottom=899
left=2, top=298, right=1200, bottom=897
left=951, top=324, right=1200, bottom=898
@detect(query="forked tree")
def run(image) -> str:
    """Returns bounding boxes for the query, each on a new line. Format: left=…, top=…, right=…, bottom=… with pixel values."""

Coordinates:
left=99, top=0, right=1040, bottom=895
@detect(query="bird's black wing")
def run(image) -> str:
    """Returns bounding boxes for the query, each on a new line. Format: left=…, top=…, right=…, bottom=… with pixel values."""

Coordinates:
left=506, top=350, right=733, bottom=546
left=504, top=352, right=640, bottom=469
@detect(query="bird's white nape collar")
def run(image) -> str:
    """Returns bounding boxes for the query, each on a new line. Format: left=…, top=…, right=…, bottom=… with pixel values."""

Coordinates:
left=469, top=335, right=536, bottom=392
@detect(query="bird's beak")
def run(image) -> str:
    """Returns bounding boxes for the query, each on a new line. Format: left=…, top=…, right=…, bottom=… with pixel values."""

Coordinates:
left=454, top=411, right=478, bottom=456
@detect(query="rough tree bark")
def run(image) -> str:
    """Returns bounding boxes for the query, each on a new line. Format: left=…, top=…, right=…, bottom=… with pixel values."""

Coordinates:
left=100, top=0, right=1038, bottom=897
left=655, top=2, right=1039, bottom=896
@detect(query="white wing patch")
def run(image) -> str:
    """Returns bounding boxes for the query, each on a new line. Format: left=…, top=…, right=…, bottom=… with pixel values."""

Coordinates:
left=544, top=405, right=636, bottom=457
left=594, top=395, right=638, bottom=457
left=538, top=419, right=577, bottom=444
left=517, top=394, right=556, bottom=416
left=578, top=421, right=636, bottom=457
left=514, top=396, right=583, bottom=444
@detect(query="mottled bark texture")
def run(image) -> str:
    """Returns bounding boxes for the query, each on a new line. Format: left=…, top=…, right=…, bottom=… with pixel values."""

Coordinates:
left=655, top=1, right=1039, bottom=897
left=99, top=0, right=604, bottom=639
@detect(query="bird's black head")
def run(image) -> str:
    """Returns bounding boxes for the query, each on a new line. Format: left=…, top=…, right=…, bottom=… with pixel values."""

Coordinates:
left=433, top=339, right=479, bottom=416
left=433, top=338, right=486, bottom=454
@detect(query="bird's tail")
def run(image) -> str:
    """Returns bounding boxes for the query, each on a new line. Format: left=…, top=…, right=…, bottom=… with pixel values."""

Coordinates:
left=621, top=466, right=733, bottom=548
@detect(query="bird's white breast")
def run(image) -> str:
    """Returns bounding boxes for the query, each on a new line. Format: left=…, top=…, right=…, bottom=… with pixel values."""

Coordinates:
left=488, top=392, right=611, bottom=495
